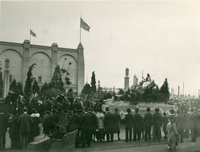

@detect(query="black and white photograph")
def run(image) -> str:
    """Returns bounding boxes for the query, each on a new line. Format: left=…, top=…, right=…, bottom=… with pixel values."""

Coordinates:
left=0, top=0, right=200, bottom=152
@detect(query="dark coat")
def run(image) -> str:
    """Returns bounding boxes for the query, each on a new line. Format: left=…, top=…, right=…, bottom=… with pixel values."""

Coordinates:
left=18, top=113, right=33, bottom=132
left=104, top=112, right=115, bottom=131
left=42, top=114, right=50, bottom=134
left=9, top=116, right=20, bottom=148
left=88, top=112, right=97, bottom=130
left=80, top=112, right=91, bottom=130
left=152, top=112, right=162, bottom=127
left=144, top=113, right=153, bottom=128
left=162, top=115, right=168, bottom=131
left=0, top=113, right=8, bottom=134
left=68, top=114, right=80, bottom=132
left=113, top=112, right=121, bottom=133
left=188, top=112, right=198, bottom=130
left=175, top=114, right=184, bottom=130
left=124, top=113, right=134, bottom=128
left=49, top=113, right=59, bottom=129
left=134, top=113, right=142, bottom=127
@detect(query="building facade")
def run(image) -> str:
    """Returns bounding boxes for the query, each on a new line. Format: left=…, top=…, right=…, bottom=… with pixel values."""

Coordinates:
left=0, top=40, right=85, bottom=93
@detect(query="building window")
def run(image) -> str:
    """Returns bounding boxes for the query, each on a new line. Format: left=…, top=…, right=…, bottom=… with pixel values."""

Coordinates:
left=10, top=75, right=12, bottom=82
left=38, top=76, right=42, bottom=83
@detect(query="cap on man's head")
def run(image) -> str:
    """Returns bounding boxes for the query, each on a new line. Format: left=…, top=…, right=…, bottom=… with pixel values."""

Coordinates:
left=32, top=108, right=37, bottom=113
left=23, top=107, right=28, bottom=112
left=135, top=108, right=139, bottom=112
left=127, top=108, right=131, bottom=113
left=105, top=107, right=109, bottom=111
left=163, top=112, right=167, bottom=116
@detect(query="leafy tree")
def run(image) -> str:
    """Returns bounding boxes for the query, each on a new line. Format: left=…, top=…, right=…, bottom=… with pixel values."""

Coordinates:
left=32, top=80, right=39, bottom=94
left=41, top=82, right=49, bottom=93
left=51, top=65, right=64, bottom=90
left=0, top=68, right=3, bottom=98
left=16, top=82, right=23, bottom=95
left=65, top=76, right=71, bottom=88
left=10, top=79, right=18, bottom=93
left=118, top=88, right=124, bottom=95
left=159, top=78, right=170, bottom=103
left=24, top=63, right=36, bottom=96
left=91, top=71, right=96, bottom=93
left=81, top=83, right=91, bottom=95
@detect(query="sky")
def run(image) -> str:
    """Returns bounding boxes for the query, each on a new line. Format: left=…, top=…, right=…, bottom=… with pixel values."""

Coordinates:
left=1, top=0, right=200, bottom=96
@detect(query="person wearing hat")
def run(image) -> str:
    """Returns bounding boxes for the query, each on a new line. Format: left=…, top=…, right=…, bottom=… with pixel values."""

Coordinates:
left=162, top=112, right=168, bottom=139
left=9, top=111, right=20, bottom=149
left=124, top=108, right=134, bottom=142
left=88, top=108, right=97, bottom=142
left=175, top=110, right=184, bottom=143
left=0, top=107, right=9, bottom=150
left=182, top=109, right=189, bottom=138
left=80, top=107, right=91, bottom=148
left=144, top=108, right=152, bottom=141
left=113, top=108, right=121, bottom=141
left=42, top=110, right=51, bottom=137
left=187, top=107, right=198, bottom=142
left=166, top=115, right=178, bottom=150
left=29, top=108, right=41, bottom=142
left=68, top=108, right=81, bottom=147
left=17, top=107, right=33, bottom=150
left=104, top=107, right=115, bottom=142
left=152, top=107, right=162, bottom=141
left=133, top=108, right=142, bottom=141
left=49, top=109, right=59, bottom=134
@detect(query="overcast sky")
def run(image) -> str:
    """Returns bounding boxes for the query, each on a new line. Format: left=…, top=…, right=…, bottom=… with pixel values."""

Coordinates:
left=1, top=1, right=200, bottom=96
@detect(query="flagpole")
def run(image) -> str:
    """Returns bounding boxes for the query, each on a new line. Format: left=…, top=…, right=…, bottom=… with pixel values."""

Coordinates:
left=80, top=15, right=82, bottom=43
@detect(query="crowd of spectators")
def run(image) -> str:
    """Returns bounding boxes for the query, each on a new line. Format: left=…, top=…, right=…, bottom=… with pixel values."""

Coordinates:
left=0, top=99, right=199, bottom=151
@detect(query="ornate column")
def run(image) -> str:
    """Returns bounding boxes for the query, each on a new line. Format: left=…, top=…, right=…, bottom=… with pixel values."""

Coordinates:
left=77, top=43, right=85, bottom=93
left=3, top=58, right=10, bottom=98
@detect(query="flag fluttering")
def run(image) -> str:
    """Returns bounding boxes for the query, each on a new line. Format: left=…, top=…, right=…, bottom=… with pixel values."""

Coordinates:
left=80, top=18, right=90, bottom=32
left=30, top=29, right=36, bottom=37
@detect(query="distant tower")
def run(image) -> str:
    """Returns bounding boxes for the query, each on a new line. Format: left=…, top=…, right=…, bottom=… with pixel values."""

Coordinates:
left=124, top=68, right=129, bottom=91
left=131, top=74, right=138, bottom=89
left=178, top=86, right=180, bottom=97
left=98, top=80, right=101, bottom=90
left=171, top=88, right=174, bottom=97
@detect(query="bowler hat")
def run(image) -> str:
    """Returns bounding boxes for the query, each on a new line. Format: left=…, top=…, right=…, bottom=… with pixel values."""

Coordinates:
left=127, top=108, right=131, bottom=113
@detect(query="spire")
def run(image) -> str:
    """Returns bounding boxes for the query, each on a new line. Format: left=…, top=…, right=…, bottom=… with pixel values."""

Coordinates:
left=77, top=43, right=83, bottom=49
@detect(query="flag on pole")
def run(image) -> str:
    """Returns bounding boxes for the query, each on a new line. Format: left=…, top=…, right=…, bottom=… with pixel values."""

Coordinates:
left=30, top=29, right=36, bottom=37
left=80, top=18, right=90, bottom=32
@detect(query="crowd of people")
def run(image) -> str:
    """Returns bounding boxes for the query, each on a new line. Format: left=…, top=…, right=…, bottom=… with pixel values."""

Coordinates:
left=0, top=101, right=200, bottom=151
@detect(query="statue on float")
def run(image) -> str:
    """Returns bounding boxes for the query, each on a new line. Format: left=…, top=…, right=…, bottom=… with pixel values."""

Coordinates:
left=137, top=73, right=155, bottom=89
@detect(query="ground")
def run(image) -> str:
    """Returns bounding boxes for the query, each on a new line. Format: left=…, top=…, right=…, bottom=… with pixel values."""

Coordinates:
left=4, top=125, right=200, bottom=152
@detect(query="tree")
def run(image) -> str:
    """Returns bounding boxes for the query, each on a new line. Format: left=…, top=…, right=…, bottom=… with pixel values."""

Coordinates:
left=81, top=83, right=91, bottom=95
left=51, top=65, right=64, bottom=90
left=65, top=76, right=71, bottom=88
left=16, top=82, right=23, bottom=95
left=32, top=80, right=39, bottom=94
left=91, top=71, right=96, bottom=93
left=10, top=79, right=18, bottom=93
left=159, top=78, right=170, bottom=103
left=118, top=88, right=124, bottom=95
left=0, top=69, right=3, bottom=98
left=24, top=63, right=36, bottom=96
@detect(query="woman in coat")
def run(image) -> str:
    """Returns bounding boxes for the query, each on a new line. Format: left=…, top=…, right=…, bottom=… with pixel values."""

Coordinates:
left=166, top=115, right=178, bottom=150
left=9, top=111, right=20, bottom=149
